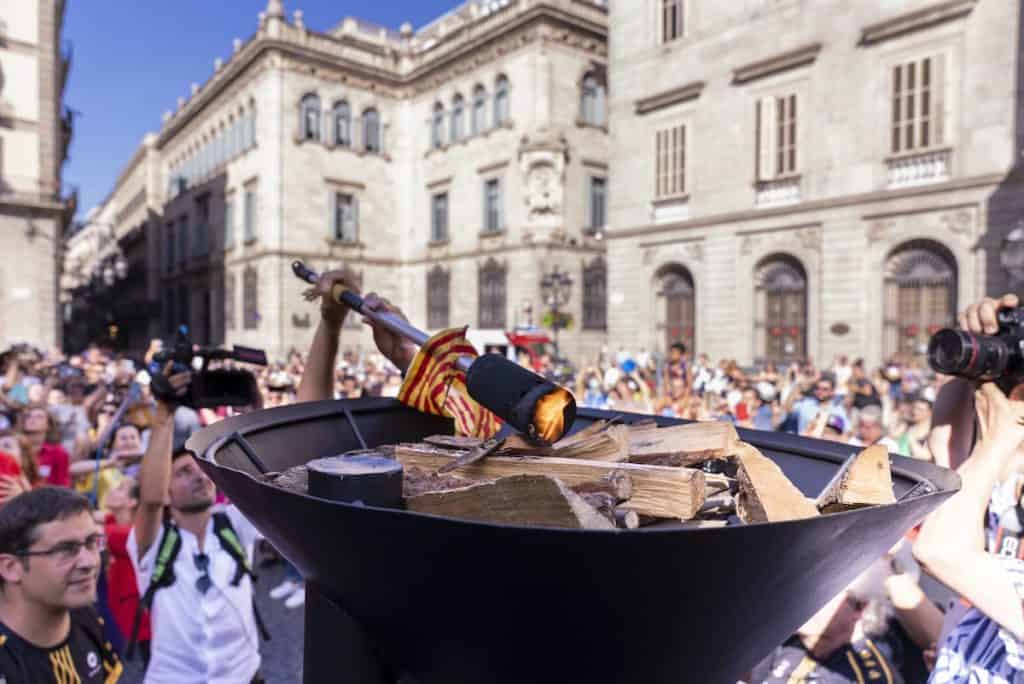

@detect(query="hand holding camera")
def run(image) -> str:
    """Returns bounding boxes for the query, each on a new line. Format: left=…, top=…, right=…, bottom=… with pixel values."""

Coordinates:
left=928, top=293, right=1023, bottom=396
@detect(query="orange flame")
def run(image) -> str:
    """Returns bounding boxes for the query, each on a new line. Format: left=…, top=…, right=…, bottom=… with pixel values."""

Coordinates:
left=532, top=387, right=574, bottom=444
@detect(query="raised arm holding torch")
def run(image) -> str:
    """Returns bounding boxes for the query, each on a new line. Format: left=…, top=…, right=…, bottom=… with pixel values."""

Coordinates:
left=292, top=260, right=576, bottom=444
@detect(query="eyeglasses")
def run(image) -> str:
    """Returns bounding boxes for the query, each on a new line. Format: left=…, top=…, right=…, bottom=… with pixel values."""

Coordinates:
left=99, top=409, right=116, bottom=417
left=18, top=533, right=106, bottom=564
left=814, top=385, right=831, bottom=393
left=194, top=552, right=212, bottom=595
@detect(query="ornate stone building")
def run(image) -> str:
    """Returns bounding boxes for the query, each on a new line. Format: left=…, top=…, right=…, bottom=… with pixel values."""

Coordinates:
left=0, top=0, right=74, bottom=349
left=607, top=0, right=1024, bottom=367
left=69, top=0, right=610, bottom=361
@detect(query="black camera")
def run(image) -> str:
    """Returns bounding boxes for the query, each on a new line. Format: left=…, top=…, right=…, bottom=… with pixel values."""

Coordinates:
left=151, top=326, right=268, bottom=409
left=927, top=307, right=1024, bottom=394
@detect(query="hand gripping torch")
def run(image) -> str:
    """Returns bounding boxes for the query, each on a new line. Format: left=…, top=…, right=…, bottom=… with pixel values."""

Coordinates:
left=292, top=260, right=576, bottom=445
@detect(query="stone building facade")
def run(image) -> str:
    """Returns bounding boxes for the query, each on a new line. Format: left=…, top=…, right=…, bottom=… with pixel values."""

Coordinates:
left=0, top=0, right=73, bottom=349
left=69, top=0, right=610, bottom=362
left=607, top=0, right=1024, bottom=368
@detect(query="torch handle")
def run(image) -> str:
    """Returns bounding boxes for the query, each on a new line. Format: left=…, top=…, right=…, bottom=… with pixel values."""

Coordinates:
left=291, top=260, right=433, bottom=349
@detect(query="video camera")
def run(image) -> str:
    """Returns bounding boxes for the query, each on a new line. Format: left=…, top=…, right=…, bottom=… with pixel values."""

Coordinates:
left=151, top=325, right=268, bottom=409
left=928, top=307, right=1024, bottom=396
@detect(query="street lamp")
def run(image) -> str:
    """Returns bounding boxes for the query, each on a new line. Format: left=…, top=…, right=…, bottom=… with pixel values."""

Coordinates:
left=540, top=265, right=573, bottom=357
left=1002, top=221, right=1024, bottom=288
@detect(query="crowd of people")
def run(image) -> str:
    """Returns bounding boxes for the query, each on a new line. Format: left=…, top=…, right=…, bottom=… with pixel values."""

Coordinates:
left=0, top=272, right=1019, bottom=683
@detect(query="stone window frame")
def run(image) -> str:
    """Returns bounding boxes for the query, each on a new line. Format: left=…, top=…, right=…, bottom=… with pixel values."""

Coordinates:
left=471, top=84, right=487, bottom=135
left=224, top=269, right=236, bottom=332
left=450, top=93, right=465, bottom=143
left=362, top=107, right=382, bottom=154
left=332, top=100, right=352, bottom=147
left=579, top=69, right=607, bottom=127
left=224, top=191, right=236, bottom=251
left=482, top=176, right=505, bottom=234
left=242, top=264, right=259, bottom=330
left=586, top=175, right=607, bottom=234
left=431, top=102, right=445, bottom=149
left=754, top=253, right=808, bottom=364
left=493, top=74, right=510, bottom=126
left=430, top=191, right=449, bottom=244
left=243, top=178, right=258, bottom=244
left=660, top=0, right=687, bottom=45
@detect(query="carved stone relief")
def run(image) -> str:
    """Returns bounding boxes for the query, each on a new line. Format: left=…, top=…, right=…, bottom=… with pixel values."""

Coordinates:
left=519, top=128, right=568, bottom=237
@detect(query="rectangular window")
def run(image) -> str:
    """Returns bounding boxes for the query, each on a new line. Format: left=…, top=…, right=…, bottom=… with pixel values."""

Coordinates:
left=655, top=125, right=686, bottom=198
left=331, top=192, right=359, bottom=242
left=483, top=179, right=503, bottom=233
left=892, top=55, right=945, bottom=154
left=756, top=94, right=799, bottom=180
left=225, top=271, right=235, bottom=331
left=587, top=177, right=606, bottom=232
left=662, top=0, right=685, bottom=43
left=243, top=187, right=257, bottom=242
left=194, top=195, right=209, bottom=256
left=224, top=197, right=234, bottom=250
left=431, top=193, right=448, bottom=243
left=178, top=215, right=188, bottom=266
left=165, top=222, right=174, bottom=273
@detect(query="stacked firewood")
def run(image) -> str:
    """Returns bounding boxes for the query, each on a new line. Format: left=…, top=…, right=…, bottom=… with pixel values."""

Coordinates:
left=266, top=420, right=897, bottom=530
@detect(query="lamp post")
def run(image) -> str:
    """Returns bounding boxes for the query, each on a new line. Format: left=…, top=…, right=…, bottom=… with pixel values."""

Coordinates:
left=1002, top=221, right=1024, bottom=291
left=540, top=265, right=573, bottom=358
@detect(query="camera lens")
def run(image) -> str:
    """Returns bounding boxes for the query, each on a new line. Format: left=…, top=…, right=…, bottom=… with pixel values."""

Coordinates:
left=927, top=328, right=1012, bottom=380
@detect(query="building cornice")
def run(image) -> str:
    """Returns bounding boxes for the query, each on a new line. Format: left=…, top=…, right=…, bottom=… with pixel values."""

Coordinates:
left=634, top=81, right=705, bottom=115
left=859, top=0, right=978, bottom=46
left=731, top=43, right=822, bottom=85
left=609, top=172, right=1008, bottom=240
left=157, top=3, right=607, bottom=143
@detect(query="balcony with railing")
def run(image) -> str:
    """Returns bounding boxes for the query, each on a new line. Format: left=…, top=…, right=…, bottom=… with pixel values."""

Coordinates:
left=886, top=147, right=952, bottom=189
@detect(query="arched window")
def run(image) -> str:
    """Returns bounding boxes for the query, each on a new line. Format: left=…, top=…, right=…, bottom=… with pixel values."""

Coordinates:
left=235, top=109, right=245, bottom=153
left=581, top=72, right=607, bottom=126
left=300, top=93, right=321, bottom=141
left=472, top=85, right=486, bottom=134
left=427, top=266, right=450, bottom=330
left=361, top=108, right=381, bottom=153
left=478, top=258, right=507, bottom=329
left=755, top=255, right=807, bottom=364
left=333, top=101, right=351, bottom=147
left=431, top=103, right=445, bottom=149
left=450, top=94, right=465, bottom=142
left=494, top=75, right=509, bottom=126
left=883, top=240, right=957, bottom=362
left=582, top=257, right=607, bottom=331
left=657, top=264, right=695, bottom=354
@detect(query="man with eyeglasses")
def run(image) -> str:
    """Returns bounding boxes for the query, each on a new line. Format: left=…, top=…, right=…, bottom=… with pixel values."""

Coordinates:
left=128, top=366, right=263, bottom=684
left=0, top=487, right=122, bottom=682
left=786, top=375, right=849, bottom=435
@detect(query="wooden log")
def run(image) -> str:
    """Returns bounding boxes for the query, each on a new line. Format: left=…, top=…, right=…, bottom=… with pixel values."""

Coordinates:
left=403, top=466, right=481, bottom=498
left=628, top=422, right=739, bottom=466
left=614, top=507, right=640, bottom=529
left=405, top=474, right=615, bottom=530
left=423, top=435, right=482, bottom=450
left=815, top=445, right=896, bottom=513
left=731, top=442, right=820, bottom=523
left=393, top=444, right=706, bottom=520
left=499, top=421, right=631, bottom=462
left=570, top=470, right=633, bottom=501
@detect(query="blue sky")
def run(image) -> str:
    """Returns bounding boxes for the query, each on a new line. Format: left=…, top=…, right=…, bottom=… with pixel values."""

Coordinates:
left=63, top=0, right=454, bottom=220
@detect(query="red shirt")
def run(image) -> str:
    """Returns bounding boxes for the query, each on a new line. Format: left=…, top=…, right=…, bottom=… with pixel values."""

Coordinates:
left=36, top=443, right=70, bottom=487
left=0, top=452, right=21, bottom=478
left=104, top=514, right=151, bottom=642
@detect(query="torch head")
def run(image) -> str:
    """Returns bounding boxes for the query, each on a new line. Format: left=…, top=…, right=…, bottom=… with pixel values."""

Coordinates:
left=465, top=353, right=576, bottom=445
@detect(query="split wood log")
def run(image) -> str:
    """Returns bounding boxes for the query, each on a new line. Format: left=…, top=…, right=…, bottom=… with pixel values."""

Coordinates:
left=731, top=442, right=820, bottom=523
left=499, top=421, right=631, bottom=462
left=393, top=444, right=706, bottom=520
left=405, top=474, right=615, bottom=530
left=569, top=470, right=633, bottom=501
left=424, top=435, right=483, bottom=450
left=815, top=445, right=896, bottom=513
left=614, top=507, right=640, bottom=529
left=628, top=422, right=739, bottom=466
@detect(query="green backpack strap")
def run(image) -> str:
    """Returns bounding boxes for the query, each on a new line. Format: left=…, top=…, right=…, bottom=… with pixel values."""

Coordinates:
left=127, top=523, right=181, bottom=658
left=212, top=511, right=255, bottom=587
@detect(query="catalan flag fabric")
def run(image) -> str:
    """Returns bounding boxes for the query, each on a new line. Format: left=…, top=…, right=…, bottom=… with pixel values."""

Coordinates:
left=397, top=327, right=502, bottom=439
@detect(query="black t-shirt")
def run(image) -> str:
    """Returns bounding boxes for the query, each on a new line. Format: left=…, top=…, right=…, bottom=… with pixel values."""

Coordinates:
left=750, top=624, right=928, bottom=684
left=0, top=606, right=122, bottom=683
left=852, top=378, right=883, bottom=410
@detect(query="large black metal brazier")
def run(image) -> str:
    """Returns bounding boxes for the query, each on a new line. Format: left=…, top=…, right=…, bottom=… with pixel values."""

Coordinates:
left=188, top=398, right=959, bottom=684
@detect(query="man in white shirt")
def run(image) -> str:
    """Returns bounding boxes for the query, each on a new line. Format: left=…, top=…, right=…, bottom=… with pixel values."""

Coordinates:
left=127, top=369, right=263, bottom=684
left=848, top=404, right=901, bottom=453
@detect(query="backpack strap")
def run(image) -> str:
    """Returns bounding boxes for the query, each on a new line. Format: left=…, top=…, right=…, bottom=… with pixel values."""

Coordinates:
left=127, top=523, right=181, bottom=658
left=212, top=511, right=256, bottom=587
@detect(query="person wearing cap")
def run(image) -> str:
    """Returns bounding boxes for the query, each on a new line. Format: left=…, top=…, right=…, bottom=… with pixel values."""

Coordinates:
left=128, top=366, right=264, bottom=684
left=786, top=375, right=849, bottom=435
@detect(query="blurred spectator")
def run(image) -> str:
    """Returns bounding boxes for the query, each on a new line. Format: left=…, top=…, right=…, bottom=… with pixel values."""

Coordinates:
left=895, top=397, right=934, bottom=462
left=17, top=404, right=69, bottom=488
left=850, top=405, right=900, bottom=452
left=787, top=376, right=849, bottom=435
